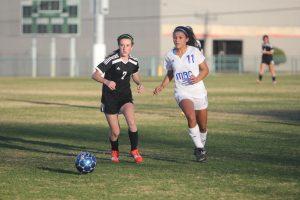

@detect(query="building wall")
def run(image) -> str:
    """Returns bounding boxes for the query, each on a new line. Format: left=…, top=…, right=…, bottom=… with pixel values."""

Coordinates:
left=0, top=0, right=299, bottom=76
left=0, top=0, right=160, bottom=76
left=104, top=0, right=160, bottom=76
left=0, top=0, right=95, bottom=76
left=105, top=0, right=160, bottom=57
left=160, top=0, right=300, bottom=72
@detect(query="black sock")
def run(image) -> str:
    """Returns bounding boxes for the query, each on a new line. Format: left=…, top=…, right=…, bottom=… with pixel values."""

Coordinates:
left=259, top=74, right=263, bottom=81
left=110, top=139, right=119, bottom=151
left=128, top=130, right=138, bottom=151
left=272, top=76, right=276, bottom=82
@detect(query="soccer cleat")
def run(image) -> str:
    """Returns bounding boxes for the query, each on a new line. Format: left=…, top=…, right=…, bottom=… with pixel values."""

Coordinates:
left=194, top=148, right=207, bottom=162
left=111, top=150, right=120, bottom=163
left=130, top=149, right=143, bottom=164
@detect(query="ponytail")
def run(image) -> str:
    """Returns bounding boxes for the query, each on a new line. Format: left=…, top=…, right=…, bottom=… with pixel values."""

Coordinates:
left=185, top=26, right=199, bottom=48
left=105, top=49, right=120, bottom=59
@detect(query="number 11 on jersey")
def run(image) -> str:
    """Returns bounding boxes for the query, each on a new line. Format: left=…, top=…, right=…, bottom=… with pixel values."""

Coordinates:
left=187, top=55, right=195, bottom=63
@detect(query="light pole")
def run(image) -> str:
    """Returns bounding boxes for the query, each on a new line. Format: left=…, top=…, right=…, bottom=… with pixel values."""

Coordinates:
left=93, top=0, right=109, bottom=68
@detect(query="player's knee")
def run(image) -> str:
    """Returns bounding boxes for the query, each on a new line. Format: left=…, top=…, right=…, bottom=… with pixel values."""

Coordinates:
left=111, top=129, right=120, bottom=138
left=186, top=114, right=196, bottom=124
left=128, top=121, right=137, bottom=132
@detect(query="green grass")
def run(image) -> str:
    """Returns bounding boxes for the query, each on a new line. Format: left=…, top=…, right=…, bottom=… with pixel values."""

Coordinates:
left=0, top=74, right=299, bottom=200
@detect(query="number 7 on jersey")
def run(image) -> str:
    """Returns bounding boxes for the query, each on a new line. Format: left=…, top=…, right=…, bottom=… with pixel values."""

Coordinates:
left=121, top=71, right=127, bottom=80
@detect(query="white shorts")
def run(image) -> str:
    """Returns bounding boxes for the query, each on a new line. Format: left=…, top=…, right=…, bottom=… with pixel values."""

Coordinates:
left=175, top=94, right=208, bottom=110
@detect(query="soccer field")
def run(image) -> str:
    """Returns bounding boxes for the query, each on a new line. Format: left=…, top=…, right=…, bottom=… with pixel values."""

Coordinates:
left=0, top=74, right=299, bottom=200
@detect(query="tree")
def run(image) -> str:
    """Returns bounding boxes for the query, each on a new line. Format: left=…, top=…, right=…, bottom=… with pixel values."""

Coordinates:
left=273, top=47, right=287, bottom=65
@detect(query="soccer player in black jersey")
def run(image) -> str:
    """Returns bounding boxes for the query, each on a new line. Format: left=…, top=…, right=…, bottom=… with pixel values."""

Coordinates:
left=257, top=35, right=277, bottom=84
left=92, top=34, right=144, bottom=164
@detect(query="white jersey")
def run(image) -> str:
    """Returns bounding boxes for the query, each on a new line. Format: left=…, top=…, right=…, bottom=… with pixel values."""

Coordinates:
left=164, top=45, right=207, bottom=98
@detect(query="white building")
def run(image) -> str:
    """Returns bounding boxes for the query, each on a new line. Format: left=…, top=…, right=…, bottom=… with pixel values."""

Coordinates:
left=0, top=0, right=299, bottom=76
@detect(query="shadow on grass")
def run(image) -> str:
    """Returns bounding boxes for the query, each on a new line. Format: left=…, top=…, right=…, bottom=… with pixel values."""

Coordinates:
left=7, top=99, right=98, bottom=110
left=0, top=135, right=88, bottom=152
left=260, top=120, right=300, bottom=126
left=232, top=109, right=300, bottom=123
left=0, top=122, right=102, bottom=142
left=0, top=142, right=76, bottom=157
left=0, top=123, right=184, bottom=164
left=38, top=167, right=79, bottom=175
left=1, top=122, right=299, bottom=180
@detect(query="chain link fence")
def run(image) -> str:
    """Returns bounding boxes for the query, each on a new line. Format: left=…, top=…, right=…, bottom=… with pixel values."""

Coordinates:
left=0, top=55, right=299, bottom=77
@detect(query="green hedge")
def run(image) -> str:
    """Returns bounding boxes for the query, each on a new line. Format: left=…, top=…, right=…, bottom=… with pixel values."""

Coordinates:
left=273, top=47, right=287, bottom=65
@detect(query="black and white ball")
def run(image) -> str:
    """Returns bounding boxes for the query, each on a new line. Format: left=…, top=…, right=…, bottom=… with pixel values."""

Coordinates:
left=75, top=152, right=96, bottom=174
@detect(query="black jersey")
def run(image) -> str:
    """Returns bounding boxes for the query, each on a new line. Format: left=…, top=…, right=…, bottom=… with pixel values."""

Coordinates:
left=262, top=43, right=273, bottom=60
left=96, top=53, right=139, bottom=104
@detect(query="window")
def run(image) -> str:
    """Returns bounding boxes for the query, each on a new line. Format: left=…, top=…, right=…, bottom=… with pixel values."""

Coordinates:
left=68, top=6, right=77, bottom=17
left=51, top=1, right=59, bottom=10
left=213, top=40, right=242, bottom=55
left=23, top=6, right=32, bottom=18
left=22, top=25, right=32, bottom=33
left=52, top=24, right=62, bottom=33
left=40, top=1, right=49, bottom=10
left=40, top=0, right=60, bottom=11
left=38, top=25, right=48, bottom=33
left=68, top=24, right=77, bottom=34
left=213, top=40, right=243, bottom=72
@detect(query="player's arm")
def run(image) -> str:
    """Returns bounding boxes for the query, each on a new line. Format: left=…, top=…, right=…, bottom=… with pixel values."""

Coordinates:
left=91, top=61, right=116, bottom=90
left=262, top=50, right=273, bottom=55
left=262, top=46, right=274, bottom=55
left=132, top=72, right=144, bottom=93
left=190, top=61, right=209, bottom=84
left=153, top=70, right=173, bottom=95
left=264, top=49, right=274, bottom=55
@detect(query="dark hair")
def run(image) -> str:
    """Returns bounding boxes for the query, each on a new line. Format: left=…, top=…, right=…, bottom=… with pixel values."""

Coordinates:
left=263, top=35, right=269, bottom=40
left=106, top=34, right=134, bottom=58
left=117, top=33, right=134, bottom=45
left=173, top=26, right=198, bottom=48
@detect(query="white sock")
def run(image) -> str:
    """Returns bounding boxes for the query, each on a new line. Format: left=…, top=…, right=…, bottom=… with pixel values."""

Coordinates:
left=200, top=131, right=207, bottom=146
left=188, top=125, right=204, bottom=148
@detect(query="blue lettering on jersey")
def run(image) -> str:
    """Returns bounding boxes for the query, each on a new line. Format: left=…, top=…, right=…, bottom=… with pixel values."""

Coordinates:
left=175, top=71, right=193, bottom=85
left=187, top=54, right=195, bottom=63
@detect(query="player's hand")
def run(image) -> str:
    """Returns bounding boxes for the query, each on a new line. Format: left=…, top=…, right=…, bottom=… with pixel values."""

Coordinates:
left=153, top=85, right=163, bottom=95
left=137, top=84, right=145, bottom=93
left=190, top=75, right=201, bottom=84
left=104, top=80, right=116, bottom=90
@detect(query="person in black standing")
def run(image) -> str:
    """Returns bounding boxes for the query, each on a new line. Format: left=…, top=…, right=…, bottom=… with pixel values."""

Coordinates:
left=92, top=34, right=144, bottom=164
left=257, top=35, right=277, bottom=84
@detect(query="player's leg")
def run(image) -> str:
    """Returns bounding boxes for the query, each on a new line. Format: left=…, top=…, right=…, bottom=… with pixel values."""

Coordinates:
left=179, top=99, right=205, bottom=162
left=196, top=109, right=208, bottom=146
left=180, top=99, right=197, bottom=128
left=257, top=63, right=265, bottom=83
left=121, top=102, right=137, bottom=132
left=268, top=62, right=277, bottom=84
left=121, top=102, right=143, bottom=163
left=105, top=114, right=120, bottom=163
left=194, top=96, right=208, bottom=147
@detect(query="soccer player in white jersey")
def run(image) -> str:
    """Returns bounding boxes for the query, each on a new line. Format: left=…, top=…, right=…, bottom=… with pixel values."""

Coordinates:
left=153, top=26, right=209, bottom=162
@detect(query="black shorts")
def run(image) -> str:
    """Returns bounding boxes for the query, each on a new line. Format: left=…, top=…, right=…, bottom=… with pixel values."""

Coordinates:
left=101, top=93, right=133, bottom=114
left=261, top=56, right=274, bottom=65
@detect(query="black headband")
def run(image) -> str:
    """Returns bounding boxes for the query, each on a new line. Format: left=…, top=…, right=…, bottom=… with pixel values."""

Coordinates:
left=174, top=27, right=189, bottom=37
